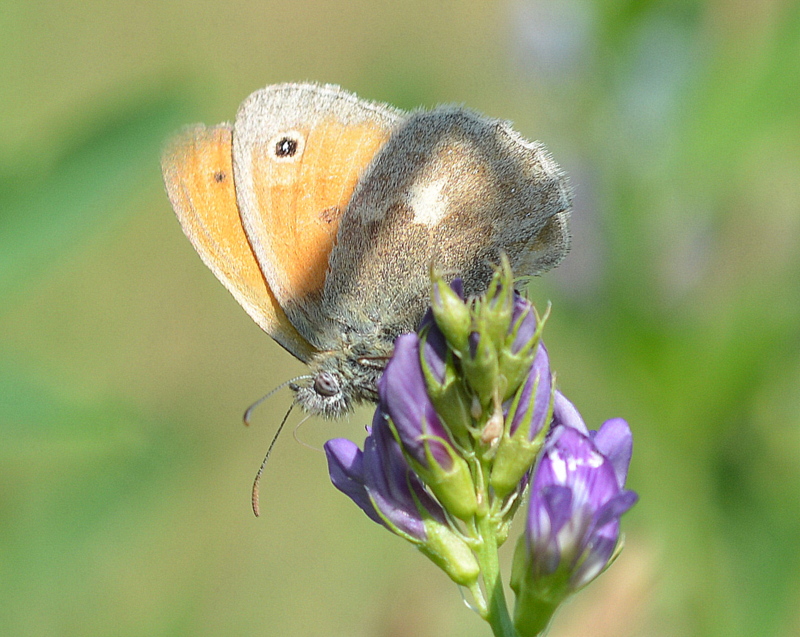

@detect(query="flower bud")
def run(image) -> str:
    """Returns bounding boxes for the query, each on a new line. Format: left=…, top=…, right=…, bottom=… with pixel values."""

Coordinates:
left=379, top=334, right=477, bottom=520
left=474, top=262, right=514, bottom=351
left=498, top=297, right=544, bottom=399
left=490, top=343, right=553, bottom=497
left=431, top=277, right=471, bottom=353
left=419, top=324, right=473, bottom=446
left=461, top=330, right=501, bottom=408
left=324, top=414, right=479, bottom=587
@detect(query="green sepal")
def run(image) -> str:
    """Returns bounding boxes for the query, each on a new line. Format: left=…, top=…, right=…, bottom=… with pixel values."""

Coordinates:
left=431, top=276, right=471, bottom=353
left=474, top=260, right=515, bottom=351
left=461, top=330, right=500, bottom=408
left=418, top=519, right=480, bottom=587
left=489, top=367, right=553, bottom=498
left=386, top=417, right=478, bottom=521
left=510, top=534, right=568, bottom=637
left=498, top=305, right=546, bottom=401
left=418, top=440, right=477, bottom=521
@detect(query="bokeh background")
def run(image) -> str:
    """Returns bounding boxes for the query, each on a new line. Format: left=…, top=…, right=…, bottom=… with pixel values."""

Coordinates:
left=2, top=1, right=799, bottom=635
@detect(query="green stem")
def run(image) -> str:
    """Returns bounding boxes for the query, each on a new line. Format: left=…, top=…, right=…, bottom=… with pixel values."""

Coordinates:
left=475, top=512, right=518, bottom=637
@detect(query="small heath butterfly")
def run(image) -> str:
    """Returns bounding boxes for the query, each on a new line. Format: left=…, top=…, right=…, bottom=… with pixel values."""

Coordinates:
left=161, top=83, right=571, bottom=418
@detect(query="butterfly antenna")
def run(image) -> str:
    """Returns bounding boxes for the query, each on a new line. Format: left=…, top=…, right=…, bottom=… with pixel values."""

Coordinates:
left=251, top=402, right=294, bottom=518
left=243, top=375, right=311, bottom=426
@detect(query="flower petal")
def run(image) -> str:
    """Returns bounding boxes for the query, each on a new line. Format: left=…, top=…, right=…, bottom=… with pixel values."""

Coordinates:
left=551, top=391, right=589, bottom=434
left=510, top=295, right=538, bottom=354
left=379, top=333, right=452, bottom=470
left=324, top=438, right=383, bottom=526
left=591, top=417, right=633, bottom=489
left=509, top=343, right=552, bottom=439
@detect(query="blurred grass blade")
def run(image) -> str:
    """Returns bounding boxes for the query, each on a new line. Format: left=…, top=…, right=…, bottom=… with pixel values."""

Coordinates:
left=0, top=89, right=188, bottom=307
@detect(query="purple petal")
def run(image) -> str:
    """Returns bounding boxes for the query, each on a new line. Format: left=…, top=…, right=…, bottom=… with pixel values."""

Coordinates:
left=468, top=331, right=480, bottom=359
left=326, top=411, right=450, bottom=541
left=525, top=414, right=638, bottom=593
left=551, top=391, right=589, bottom=434
left=362, top=420, right=427, bottom=539
left=593, top=490, right=639, bottom=530
left=372, top=417, right=449, bottom=527
left=418, top=308, right=435, bottom=332
left=509, top=343, right=552, bottom=438
left=421, top=322, right=448, bottom=385
left=591, top=418, right=633, bottom=489
left=324, top=438, right=383, bottom=526
left=510, top=295, right=537, bottom=354
left=379, top=333, right=452, bottom=470
left=540, top=484, right=573, bottom=537
left=548, top=426, right=620, bottom=511
left=571, top=535, right=618, bottom=589
left=449, top=278, right=465, bottom=299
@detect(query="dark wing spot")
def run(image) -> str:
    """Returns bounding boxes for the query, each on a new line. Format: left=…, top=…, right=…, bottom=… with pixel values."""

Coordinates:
left=319, top=206, right=343, bottom=224
left=275, top=137, right=299, bottom=157
left=213, top=171, right=226, bottom=183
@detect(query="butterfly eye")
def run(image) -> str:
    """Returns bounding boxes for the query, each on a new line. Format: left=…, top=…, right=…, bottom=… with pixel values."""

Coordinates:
left=268, top=130, right=304, bottom=162
left=314, top=371, right=340, bottom=398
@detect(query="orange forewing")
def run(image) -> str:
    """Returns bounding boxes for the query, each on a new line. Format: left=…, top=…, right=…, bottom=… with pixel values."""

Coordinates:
left=161, top=124, right=315, bottom=361
left=247, top=118, right=393, bottom=303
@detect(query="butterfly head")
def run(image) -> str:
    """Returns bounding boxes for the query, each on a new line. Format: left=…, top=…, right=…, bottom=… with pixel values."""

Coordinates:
left=289, top=341, right=392, bottom=419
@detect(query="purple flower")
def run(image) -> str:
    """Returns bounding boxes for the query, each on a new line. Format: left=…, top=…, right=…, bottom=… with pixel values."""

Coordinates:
left=379, top=333, right=454, bottom=471
left=525, top=418, right=637, bottom=592
left=378, top=332, right=478, bottom=520
left=510, top=294, right=538, bottom=354
left=507, top=343, right=552, bottom=440
left=324, top=411, right=447, bottom=541
left=510, top=411, right=637, bottom=634
left=325, top=410, right=481, bottom=587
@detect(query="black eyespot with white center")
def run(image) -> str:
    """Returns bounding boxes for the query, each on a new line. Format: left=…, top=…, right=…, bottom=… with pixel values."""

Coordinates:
left=268, top=130, right=304, bottom=162
left=275, top=137, right=298, bottom=157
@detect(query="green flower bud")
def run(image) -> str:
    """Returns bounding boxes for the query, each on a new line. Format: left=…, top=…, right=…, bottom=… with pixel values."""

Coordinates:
left=474, top=262, right=514, bottom=351
left=490, top=345, right=553, bottom=497
left=413, top=439, right=478, bottom=521
left=431, top=277, right=471, bottom=353
left=419, top=519, right=480, bottom=587
left=461, top=330, right=501, bottom=407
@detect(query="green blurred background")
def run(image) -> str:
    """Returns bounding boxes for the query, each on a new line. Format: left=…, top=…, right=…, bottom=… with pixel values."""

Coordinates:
left=2, top=1, right=799, bottom=635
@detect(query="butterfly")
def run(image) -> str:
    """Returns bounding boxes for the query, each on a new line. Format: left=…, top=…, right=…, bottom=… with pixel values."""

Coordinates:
left=161, top=83, right=571, bottom=419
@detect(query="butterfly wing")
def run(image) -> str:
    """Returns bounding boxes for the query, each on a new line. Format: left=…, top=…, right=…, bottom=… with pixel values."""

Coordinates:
left=317, top=107, right=572, bottom=341
left=232, top=83, right=405, bottom=349
left=161, top=124, right=316, bottom=362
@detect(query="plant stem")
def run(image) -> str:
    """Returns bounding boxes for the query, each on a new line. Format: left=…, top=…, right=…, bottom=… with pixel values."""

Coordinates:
left=476, top=512, right=518, bottom=637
